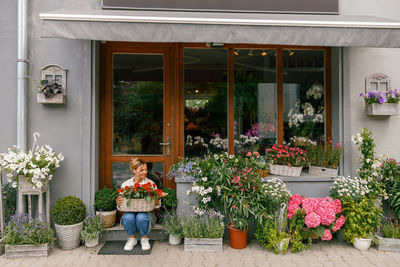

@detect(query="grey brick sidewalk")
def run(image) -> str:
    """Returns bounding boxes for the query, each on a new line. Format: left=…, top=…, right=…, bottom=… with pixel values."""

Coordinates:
left=1, top=240, right=400, bottom=267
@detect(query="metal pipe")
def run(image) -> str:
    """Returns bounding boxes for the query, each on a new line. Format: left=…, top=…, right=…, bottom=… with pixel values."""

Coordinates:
left=17, top=0, right=28, bottom=151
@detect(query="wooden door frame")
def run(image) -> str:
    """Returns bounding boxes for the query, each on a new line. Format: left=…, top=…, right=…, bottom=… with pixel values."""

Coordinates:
left=99, top=42, right=178, bottom=189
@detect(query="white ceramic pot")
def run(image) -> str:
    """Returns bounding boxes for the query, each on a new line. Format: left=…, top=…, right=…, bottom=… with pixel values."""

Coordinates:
left=169, top=234, right=182, bottom=245
left=85, top=238, right=99, bottom=248
left=353, top=238, right=372, bottom=251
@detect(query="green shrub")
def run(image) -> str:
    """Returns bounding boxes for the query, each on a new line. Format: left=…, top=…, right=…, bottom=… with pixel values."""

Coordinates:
left=162, top=213, right=183, bottom=236
left=94, top=187, right=118, bottom=212
left=381, top=221, right=400, bottom=239
left=52, top=196, right=86, bottom=225
left=161, top=188, right=178, bottom=210
left=2, top=182, right=17, bottom=223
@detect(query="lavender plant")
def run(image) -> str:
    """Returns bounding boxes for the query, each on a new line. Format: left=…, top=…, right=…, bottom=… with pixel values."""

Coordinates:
left=80, top=214, right=104, bottom=242
left=3, top=213, right=54, bottom=245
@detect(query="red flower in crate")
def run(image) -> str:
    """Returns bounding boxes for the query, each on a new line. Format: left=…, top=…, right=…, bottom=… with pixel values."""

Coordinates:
left=118, top=183, right=163, bottom=200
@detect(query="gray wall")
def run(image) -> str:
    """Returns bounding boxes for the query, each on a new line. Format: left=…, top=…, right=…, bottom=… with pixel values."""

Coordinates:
left=341, top=0, right=400, bottom=175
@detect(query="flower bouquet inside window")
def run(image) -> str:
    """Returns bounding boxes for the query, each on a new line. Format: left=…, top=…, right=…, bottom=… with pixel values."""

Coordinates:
left=266, top=145, right=307, bottom=177
left=117, top=183, right=163, bottom=212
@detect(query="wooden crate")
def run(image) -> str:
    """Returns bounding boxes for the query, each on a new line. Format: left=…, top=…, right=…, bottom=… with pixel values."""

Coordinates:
left=377, top=236, right=400, bottom=252
left=5, top=243, right=52, bottom=258
left=184, top=238, right=223, bottom=252
left=309, top=166, right=338, bottom=177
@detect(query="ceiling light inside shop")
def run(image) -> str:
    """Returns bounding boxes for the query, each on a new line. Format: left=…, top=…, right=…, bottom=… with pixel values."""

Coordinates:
left=248, top=49, right=254, bottom=56
left=288, top=50, right=295, bottom=56
left=261, top=51, right=268, bottom=56
left=234, top=50, right=239, bottom=56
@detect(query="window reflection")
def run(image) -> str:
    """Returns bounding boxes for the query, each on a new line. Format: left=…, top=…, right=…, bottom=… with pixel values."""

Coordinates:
left=234, top=49, right=277, bottom=155
left=184, top=48, right=227, bottom=158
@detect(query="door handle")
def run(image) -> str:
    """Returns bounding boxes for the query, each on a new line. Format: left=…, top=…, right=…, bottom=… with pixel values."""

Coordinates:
left=159, top=137, right=171, bottom=156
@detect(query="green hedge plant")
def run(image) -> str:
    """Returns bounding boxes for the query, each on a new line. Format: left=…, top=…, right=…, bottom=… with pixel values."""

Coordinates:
left=94, top=187, right=118, bottom=212
left=52, top=196, right=86, bottom=225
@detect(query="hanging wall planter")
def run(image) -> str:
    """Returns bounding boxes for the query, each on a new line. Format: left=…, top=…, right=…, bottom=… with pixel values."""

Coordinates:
left=365, top=103, right=399, bottom=116
left=37, top=64, right=67, bottom=104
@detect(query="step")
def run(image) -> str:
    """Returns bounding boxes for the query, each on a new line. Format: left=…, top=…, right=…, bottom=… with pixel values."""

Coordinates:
left=101, top=223, right=167, bottom=241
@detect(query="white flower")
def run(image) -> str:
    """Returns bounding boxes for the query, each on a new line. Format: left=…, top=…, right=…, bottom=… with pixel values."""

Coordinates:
left=12, top=182, right=17, bottom=188
left=36, top=181, right=43, bottom=188
left=202, top=177, right=208, bottom=182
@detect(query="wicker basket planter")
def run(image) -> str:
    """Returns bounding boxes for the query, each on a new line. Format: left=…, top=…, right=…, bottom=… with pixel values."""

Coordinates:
left=270, top=164, right=303, bottom=177
left=85, top=238, right=99, bottom=248
left=365, top=103, right=399, bottom=116
left=309, top=166, right=338, bottom=177
left=5, top=242, right=52, bottom=258
left=117, top=198, right=155, bottom=212
left=55, top=222, right=83, bottom=250
left=184, top=238, right=223, bottom=252
left=96, top=210, right=116, bottom=228
left=0, top=238, right=4, bottom=256
left=377, top=236, right=400, bottom=252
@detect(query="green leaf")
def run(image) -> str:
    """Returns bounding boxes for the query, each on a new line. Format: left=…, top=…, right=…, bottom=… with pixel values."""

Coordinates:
left=313, top=226, right=325, bottom=237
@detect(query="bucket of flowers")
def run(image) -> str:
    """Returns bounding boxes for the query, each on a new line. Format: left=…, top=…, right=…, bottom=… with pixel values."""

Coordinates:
left=288, top=194, right=345, bottom=241
left=117, top=183, right=163, bottom=212
left=266, top=145, right=307, bottom=177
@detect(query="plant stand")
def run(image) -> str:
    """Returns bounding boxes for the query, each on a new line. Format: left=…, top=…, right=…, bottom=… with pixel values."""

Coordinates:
left=184, top=238, right=223, bottom=252
left=18, top=176, right=50, bottom=223
left=5, top=243, right=52, bottom=258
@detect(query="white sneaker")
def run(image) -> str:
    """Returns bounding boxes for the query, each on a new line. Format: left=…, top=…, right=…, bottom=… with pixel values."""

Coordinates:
left=141, top=237, right=151, bottom=250
left=124, top=238, right=137, bottom=251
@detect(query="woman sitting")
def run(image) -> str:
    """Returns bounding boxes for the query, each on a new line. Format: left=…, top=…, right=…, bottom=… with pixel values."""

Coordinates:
left=116, top=157, right=167, bottom=251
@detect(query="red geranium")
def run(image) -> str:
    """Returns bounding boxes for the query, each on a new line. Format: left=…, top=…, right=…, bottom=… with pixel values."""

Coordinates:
left=118, top=182, right=163, bottom=200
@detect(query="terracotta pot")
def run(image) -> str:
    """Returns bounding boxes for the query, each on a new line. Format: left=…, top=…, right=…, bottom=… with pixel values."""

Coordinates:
left=227, top=223, right=248, bottom=249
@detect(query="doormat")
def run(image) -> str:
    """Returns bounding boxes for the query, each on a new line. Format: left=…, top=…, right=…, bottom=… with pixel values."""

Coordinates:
left=98, top=240, right=154, bottom=255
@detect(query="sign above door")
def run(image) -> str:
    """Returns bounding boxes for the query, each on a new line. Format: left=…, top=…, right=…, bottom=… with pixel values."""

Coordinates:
left=102, top=0, right=339, bottom=14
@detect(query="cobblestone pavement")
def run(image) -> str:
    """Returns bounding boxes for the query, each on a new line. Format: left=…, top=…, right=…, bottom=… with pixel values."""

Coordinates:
left=1, top=239, right=400, bottom=267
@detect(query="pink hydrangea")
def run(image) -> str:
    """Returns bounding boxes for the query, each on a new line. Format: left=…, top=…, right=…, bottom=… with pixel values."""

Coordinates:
left=290, top=194, right=303, bottom=206
left=321, top=229, right=332, bottom=241
left=316, top=198, right=336, bottom=226
left=287, top=202, right=300, bottom=219
left=334, top=215, right=345, bottom=230
left=304, top=212, right=321, bottom=228
left=334, top=199, right=342, bottom=213
left=302, top=198, right=319, bottom=215
left=332, top=226, right=338, bottom=232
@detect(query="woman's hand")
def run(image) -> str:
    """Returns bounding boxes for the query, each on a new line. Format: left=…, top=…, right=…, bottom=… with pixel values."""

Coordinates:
left=161, top=192, right=168, bottom=198
left=116, top=196, right=123, bottom=206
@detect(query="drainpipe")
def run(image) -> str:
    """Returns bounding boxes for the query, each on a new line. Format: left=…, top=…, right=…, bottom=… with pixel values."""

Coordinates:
left=17, top=0, right=28, bottom=151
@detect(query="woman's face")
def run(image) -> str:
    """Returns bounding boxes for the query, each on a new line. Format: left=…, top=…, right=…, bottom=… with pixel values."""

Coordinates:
left=133, top=164, right=147, bottom=180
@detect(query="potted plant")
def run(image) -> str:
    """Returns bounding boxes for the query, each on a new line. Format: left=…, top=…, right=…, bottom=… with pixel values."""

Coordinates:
left=255, top=204, right=290, bottom=254
left=288, top=194, right=345, bottom=242
left=377, top=219, right=400, bottom=252
left=0, top=144, right=64, bottom=190
left=342, top=198, right=383, bottom=251
left=160, top=188, right=178, bottom=211
left=52, top=196, right=86, bottom=250
left=80, top=214, right=104, bottom=248
left=3, top=213, right=54, bottom=258
left=360, top=89, right=400, bottom=116
left=162, top=212, right=183, bottom=245
left=117, top=182, right=163, bottom=212
left=182, top=213, right=225, bottom=252
left=94, top=187, right=118, bottom=228
left=308, top=141, right=343, bottom=177
left=266, top=145, right=307, bottom=176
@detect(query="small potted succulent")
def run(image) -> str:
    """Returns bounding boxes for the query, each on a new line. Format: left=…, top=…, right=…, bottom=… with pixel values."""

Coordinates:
left=80, top=214, right=104, bottom=248
left=52, top=196, right=86, bottom=250
left=162, top=212, right=183, bottom=245
left=94, top=187, right=118, bottom=228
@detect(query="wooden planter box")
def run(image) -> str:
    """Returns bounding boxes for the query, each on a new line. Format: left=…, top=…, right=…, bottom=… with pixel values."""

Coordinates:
left=184, top=238, right=223, bottom=252
left=5, top=242, right=52, bottom=258
left=309, top=166, right=338, bottom=177
left=18, top=175, right=48, bottom=193
left=37, top=93, right=65, bottom=104
left=377, top=236, right=400, bottom=252
left=365, top=103, right=399, bottom=116
left=270, top=164, right=302, bottom=177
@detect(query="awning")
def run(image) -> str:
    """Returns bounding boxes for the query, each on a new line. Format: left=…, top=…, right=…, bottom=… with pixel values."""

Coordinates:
left=39, top=10, right=400, bottom=47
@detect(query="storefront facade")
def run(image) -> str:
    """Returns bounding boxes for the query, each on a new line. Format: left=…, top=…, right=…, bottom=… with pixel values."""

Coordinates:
left=1, top=0, right=400, bottom=209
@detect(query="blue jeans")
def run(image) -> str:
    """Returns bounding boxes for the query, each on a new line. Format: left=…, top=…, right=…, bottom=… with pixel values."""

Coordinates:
left=121, top=212, right=149, bottom=237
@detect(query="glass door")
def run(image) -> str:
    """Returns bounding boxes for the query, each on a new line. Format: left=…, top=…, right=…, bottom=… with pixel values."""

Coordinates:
left=100, top=43, right=176, bottom=189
